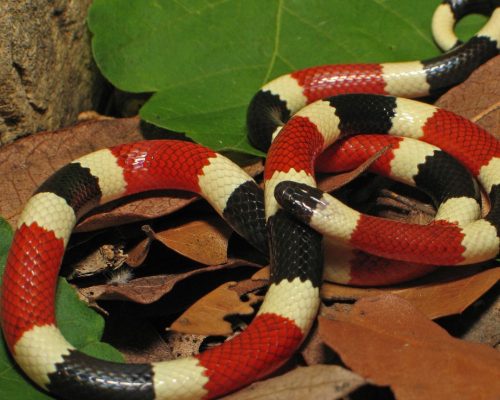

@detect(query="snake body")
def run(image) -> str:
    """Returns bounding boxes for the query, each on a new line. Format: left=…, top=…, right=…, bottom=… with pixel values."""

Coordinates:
left=1, top=1, right=500, bottom=399
left=247, top=0, right=500, bottom=151
left=271, top=94, right=500, bottom=266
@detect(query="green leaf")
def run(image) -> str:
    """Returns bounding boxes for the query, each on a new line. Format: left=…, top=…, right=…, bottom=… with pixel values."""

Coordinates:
left=0, top=218, right=12, bottom=280
left=88, top=0, right=485, bottom=155
left=55, top=280, right=123, bottom=363
left=0, top=217, right=123, bottom=398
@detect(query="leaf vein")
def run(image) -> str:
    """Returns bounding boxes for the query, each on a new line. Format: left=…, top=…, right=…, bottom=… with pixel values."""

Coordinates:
left=281, top=5, right=358, bottom=59
left=262, top=0, right=284, bottom=83
left=372, top=0, right=433, bottom=46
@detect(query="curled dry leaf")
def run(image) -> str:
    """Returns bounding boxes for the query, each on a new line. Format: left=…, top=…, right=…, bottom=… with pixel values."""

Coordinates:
left=163, top=332, right=208, bottom=359
left=435, top=55, right=499, bottom=137
left=79, top=259, right=259, bottom=304
left=76, top=191, right=199, bottom=232
left=69, top=243, right=128, bottom=279
left=319, top=294, right=500, bottom=400
left=126, top=226, right=155, bottom=268
left=222, top=365, right=366, bottom=400
left=321, top=267, right=500, bottom=320
left=171, top=281, right=261, bottom=336
left=150, top=217, right=233, bottom=265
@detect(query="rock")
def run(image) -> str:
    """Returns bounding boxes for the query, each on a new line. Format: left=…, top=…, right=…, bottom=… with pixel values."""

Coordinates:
left=0, top=0, right=103, bottom=143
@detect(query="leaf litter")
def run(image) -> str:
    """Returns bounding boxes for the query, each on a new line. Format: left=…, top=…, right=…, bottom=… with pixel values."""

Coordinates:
left=318, top=295, right=500, bottom=400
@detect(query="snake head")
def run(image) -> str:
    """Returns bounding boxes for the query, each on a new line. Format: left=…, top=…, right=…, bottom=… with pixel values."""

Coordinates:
left=274, top=181, right=327, bottom=224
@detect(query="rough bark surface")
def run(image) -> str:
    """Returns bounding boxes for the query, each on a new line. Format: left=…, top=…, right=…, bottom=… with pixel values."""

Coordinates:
left=0, top=0, right=102, bottom=144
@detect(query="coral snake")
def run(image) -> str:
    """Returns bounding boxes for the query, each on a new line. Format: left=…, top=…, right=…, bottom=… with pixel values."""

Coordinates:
left=1, top=1, right=499, bottom=399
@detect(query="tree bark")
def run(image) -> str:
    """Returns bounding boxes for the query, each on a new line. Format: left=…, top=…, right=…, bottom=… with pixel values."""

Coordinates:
left=0, top=0, right=103, bottom=144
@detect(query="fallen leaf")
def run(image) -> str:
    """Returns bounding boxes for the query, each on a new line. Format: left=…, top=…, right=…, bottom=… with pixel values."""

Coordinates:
left=321, top=267, right=500, bottom=319
left=76, top=191, right=199, bottom=232
left=68, top=243, right=127, bottom=279
left=125, top=226, right=155, bottom=268
left=163, top=332, right=208, bottom=359
left=230, top=277, right=268, bottom=298
left=319, top=295, right=500, bottom=400
left=151, top=217, right=232, bottom=265
left=79, top=259, right=259, bottom=304
left=223, top=365, right=366, bottom=400
left=171, top=281, right=260, bottom=336
left=251, top=266, right=270, bottom=281
left=301, top=304, right=352, bottom=366
left=435, top=55, right=499, bottom=137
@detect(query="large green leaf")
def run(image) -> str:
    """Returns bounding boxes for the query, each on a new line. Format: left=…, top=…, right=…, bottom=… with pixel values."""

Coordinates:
left=0, top=218, right=11, bottom=273
left=88, top=0, right=485, bottom=155
left=0, top=218, right=123, bottom=399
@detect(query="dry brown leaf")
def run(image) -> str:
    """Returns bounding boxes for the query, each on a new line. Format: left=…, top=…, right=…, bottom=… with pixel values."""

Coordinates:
left=68, top=243, right=128, bottom=279
left=317, top=145, right=391, bottom=193
left=171, top=281, right=260, bottom=336
left=301, top=303, right=352, bottom=366
left=321, top=267, right=500, bottom=319
left=435, top=55, right=499, bottom=137
left=223, top=365, right=366, bottom=400
left=126, top=226, right=155, bottom=268
left=79, top=259, right=259, bottom=304
left=230, top=277, right=268, bottom=298
left=319, top=294, right=500, bottom=400
left=151, top=218, right=232, bottom=265
left=77, top=191, right=199, bottom=232
left=251, top=266, right=270, bottom=280
left=163, top=332, right=208, bottom=359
